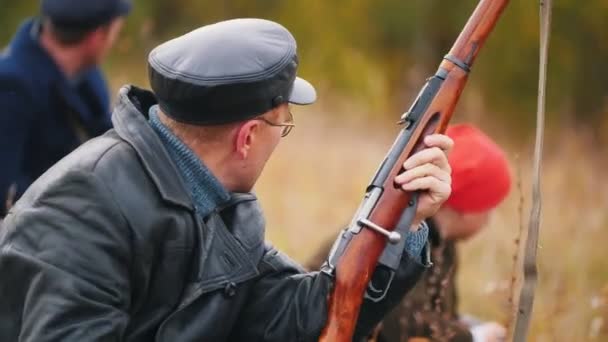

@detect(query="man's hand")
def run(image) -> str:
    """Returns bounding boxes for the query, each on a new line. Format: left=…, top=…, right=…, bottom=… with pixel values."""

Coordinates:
left=394, top=134, right=453, bottom=230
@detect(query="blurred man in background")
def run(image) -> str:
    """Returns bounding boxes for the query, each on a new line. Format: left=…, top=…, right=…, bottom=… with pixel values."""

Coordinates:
left=307, top=123, right=512, bottom=342
left=0, top=0, right=131, bottom=216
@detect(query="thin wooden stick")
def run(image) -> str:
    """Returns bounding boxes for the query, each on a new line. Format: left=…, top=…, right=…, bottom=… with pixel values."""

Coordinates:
left=512, top=0, right=551, bottom=339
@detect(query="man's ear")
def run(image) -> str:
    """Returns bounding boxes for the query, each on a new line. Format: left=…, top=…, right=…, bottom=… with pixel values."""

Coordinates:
left=84, top=20, right=120, bottom=53
left=235, top=120, right=260, bottom=159
left=80, top=26, right=106, bottom=53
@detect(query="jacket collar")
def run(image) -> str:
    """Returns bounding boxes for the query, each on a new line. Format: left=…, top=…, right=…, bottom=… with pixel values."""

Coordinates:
left=10, top=18, right=96, bottom=84
left=112, top=85, right=195, bottom=210
left=148, top=106, right=231, bottom=217
left=10, top=18, right=110, bottom=127
left=10, top=18, right=62, bottom=80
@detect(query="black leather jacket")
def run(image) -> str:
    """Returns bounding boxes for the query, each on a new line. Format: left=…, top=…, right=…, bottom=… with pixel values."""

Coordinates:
left=0, top=86, right=427, bottom=341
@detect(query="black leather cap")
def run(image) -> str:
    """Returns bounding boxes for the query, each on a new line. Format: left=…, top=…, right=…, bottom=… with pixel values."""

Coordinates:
left=148, top=18, right=317, bottom=125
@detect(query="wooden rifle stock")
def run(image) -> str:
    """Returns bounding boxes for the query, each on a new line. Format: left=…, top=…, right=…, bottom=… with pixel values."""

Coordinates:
left=319, top=0, right=510, bottom=341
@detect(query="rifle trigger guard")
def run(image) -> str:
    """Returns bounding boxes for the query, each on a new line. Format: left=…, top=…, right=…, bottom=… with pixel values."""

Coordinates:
left=357, top=218, right=401, bottom=244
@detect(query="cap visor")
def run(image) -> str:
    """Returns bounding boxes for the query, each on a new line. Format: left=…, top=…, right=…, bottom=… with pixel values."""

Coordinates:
left=289, top=77, right=317, bottom=105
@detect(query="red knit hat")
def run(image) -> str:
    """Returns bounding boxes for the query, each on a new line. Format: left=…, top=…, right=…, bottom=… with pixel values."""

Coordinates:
left=444, top=124, right=511, bottom=213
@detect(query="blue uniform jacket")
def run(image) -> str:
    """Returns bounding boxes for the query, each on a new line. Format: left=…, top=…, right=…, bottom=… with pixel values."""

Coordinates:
left=0, top=19, right=111, bottom=215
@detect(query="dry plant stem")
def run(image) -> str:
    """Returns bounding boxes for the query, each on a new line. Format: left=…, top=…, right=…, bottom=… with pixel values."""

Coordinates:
left=512, top=0, right=551, bottom=340
left=505, top=154, right=526, bottom=337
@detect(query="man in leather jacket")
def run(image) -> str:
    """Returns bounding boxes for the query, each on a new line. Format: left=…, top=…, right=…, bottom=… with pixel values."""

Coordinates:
left=0, top=19, right=453, bottom=341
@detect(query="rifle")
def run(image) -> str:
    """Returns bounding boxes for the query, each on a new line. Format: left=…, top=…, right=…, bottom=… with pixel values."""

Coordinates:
left=319, top=0, right=510, bottom=341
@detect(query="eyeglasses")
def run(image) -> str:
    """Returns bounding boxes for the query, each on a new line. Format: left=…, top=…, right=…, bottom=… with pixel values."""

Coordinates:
left=254, top=110, right=295, bottom=137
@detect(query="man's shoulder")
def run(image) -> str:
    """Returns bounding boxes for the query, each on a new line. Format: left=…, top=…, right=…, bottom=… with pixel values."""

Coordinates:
left=53, top=131, right=143, bottom=185
left=0, top=51, right=36, bottom=104
left=71, top=132, right=134, bottom=168
left=18, top=132, right=139, bottom=201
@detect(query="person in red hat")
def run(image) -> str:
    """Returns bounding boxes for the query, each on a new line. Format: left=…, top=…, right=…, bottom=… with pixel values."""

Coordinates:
left=306, top=123, right=512, bottom=342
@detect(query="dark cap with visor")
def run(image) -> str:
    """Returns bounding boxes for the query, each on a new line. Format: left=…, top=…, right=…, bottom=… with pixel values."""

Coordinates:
left=147, top=18, right=317, bottom=125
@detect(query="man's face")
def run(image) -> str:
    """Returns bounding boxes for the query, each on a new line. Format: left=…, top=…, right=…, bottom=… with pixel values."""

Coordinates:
left=435, top=206, right=492, bottom=241
left=86, top=17, right=125, bottom=65
left=102, top=18, right=125, bottom=56
left=453, top=211, right=492, bottom=240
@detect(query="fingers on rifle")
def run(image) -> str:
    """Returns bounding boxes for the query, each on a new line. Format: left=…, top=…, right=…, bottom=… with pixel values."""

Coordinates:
left=424, top=134, right=454, bottom=154
left=403, top=146, right=451, bottom=173
left=400, top=175, right=451, bottom=197
left=395, top=163, right=450, bottom=185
